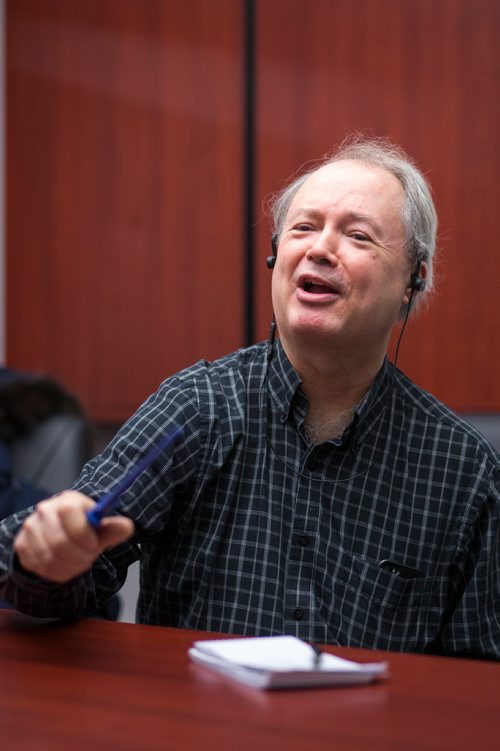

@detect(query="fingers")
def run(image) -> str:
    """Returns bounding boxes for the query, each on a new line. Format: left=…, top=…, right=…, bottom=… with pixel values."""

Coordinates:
left=97, top=516, right=135, bottom=551
left=15, top=493, right=96, bottom=582
left=14, top=491, right=135, bottom=584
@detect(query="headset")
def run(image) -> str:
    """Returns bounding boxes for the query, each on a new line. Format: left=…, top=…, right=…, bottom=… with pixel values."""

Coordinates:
left=409, top=253, right=426, bottom=293
left=266, top=233, right=279, bottom=269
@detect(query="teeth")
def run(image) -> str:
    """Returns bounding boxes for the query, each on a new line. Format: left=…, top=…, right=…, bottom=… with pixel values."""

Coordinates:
left=303, top=280, right=313, bottom=292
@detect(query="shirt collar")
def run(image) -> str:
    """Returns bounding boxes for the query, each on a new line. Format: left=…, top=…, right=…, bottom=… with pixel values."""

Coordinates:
left=350, top=357, right=392, bottom=444
left=267, top=340, right=392, bottom=445
left=267, top=339, right=302, bottom=422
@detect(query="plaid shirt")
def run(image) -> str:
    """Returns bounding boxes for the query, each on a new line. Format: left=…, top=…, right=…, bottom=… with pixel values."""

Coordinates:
left=1, top=341, right=499, bottom=659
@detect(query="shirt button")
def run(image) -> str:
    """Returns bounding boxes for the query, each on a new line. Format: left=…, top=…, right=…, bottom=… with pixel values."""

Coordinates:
left=292, top=608, right=304, bottom=620
left=299, top=534, right=310, bottom=547
left=281, top=411, right=287, bottom=422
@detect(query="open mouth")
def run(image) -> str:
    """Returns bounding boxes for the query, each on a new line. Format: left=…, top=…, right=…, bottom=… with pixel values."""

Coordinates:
left=301, top=277, right=339, bottom=295
left=303, top=280, right=335, bottom=294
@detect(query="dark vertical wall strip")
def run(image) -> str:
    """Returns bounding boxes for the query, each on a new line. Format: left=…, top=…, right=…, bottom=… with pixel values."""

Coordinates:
left=243, top=0, right=255, bottom=345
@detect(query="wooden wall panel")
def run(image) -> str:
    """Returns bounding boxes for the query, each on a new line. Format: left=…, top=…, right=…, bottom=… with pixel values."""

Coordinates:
left=7, top=0, right=244, bottom=421
left=255, top=0, right=500, bottom=411
left=7, top=0, right=500, bottom=420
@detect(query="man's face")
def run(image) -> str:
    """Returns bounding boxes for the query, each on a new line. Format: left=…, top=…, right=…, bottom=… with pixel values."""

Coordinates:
left=271, top=159, right=412, bottom=357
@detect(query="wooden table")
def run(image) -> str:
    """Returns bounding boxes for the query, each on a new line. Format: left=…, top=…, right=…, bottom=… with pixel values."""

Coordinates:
left=0, top=610, right=498, bottom=750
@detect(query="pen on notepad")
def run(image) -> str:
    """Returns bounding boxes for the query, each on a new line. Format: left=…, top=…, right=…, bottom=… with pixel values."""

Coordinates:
left=86, top=426, right=183, bottom=528
left=309, top=642, right=324, bottom=668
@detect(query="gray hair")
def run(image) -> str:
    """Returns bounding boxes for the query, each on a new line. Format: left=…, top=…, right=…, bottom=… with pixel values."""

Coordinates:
left=270, top=136, right=438, bottom=311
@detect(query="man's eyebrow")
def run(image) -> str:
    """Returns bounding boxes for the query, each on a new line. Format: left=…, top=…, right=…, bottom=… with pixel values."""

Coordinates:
left=342, top=211, right=383, bottom=235
left=285, top=206, right=385, bottom=239
left=286, top=207, right=385, bottom=235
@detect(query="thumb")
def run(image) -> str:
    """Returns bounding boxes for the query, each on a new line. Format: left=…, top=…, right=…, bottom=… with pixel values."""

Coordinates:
left=96, top=516, right=135, bottom=552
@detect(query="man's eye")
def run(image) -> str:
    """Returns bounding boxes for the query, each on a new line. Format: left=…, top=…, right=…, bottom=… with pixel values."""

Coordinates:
left=350, top=232, right=370, bottom=242
left=295, top=224, right=313, bottom=232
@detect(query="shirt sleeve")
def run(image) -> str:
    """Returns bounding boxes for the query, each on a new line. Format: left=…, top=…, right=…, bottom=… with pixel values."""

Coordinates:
left=438, top=464, right=500, bottom=660
left=0, top=506, right=137, bottom=618
left=0, top=367, right=205, bottom=618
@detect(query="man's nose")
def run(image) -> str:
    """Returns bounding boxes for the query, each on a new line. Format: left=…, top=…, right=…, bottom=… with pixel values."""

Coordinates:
left=305, top=229, right=339, bottom=264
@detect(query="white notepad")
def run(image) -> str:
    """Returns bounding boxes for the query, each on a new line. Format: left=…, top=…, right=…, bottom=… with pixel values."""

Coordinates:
left=189, top=635, right=388, bottom=690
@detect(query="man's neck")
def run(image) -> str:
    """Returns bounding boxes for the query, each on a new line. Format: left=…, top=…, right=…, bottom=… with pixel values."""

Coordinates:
left=280, top=335, right=386, bottom=443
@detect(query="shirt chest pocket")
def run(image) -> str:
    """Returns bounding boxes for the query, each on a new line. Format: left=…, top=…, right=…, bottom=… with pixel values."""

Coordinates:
left=335, top=549, right=430, bottom=609
left=320, top=547, right=434, bottom=650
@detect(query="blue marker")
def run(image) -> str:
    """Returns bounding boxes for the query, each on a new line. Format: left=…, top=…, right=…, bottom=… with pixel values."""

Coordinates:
left=86, top=426, right=183, bottom=528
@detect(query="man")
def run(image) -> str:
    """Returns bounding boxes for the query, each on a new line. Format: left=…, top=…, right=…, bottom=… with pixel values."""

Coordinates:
left=1, top=137, right=498, bottom=659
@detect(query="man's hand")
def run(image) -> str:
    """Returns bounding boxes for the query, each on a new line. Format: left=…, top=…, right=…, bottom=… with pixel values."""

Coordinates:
left=14, top=491, right=135, bottom=583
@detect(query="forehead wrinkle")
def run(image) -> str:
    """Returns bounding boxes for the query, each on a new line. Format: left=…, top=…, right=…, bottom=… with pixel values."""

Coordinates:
left=285, top=163, right=406, bottom=242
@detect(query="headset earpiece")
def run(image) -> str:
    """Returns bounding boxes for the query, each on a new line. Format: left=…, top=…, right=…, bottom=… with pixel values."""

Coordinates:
left=410, top=275, right=426, bottom=292
left=266, top=233, right=278, bottom=269
left=409, top=254, right=426, bottom=292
